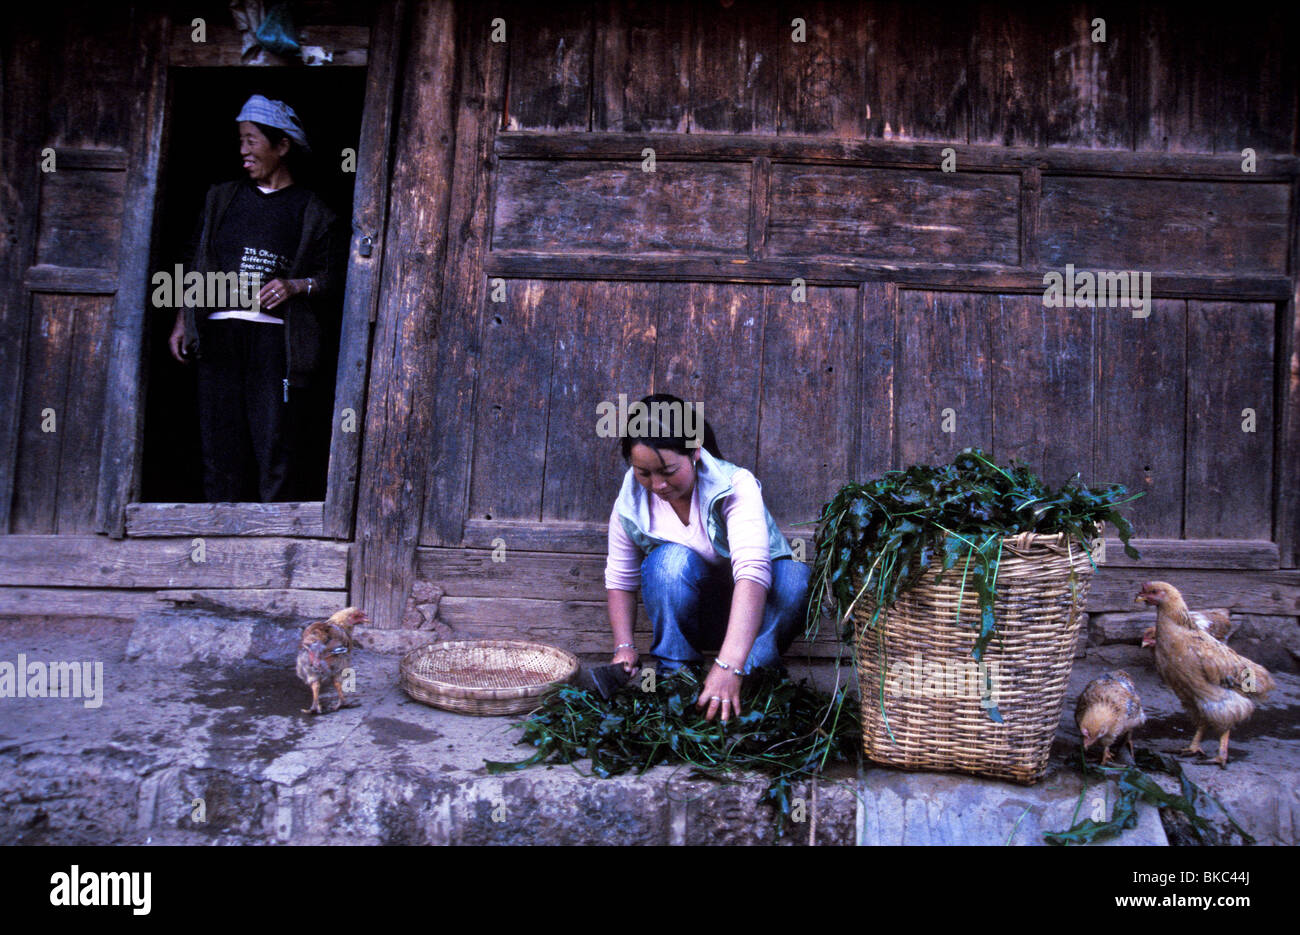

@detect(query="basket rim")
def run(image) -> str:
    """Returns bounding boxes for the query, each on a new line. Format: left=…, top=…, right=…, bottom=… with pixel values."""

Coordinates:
left=399, top=638, right=578, bottom=699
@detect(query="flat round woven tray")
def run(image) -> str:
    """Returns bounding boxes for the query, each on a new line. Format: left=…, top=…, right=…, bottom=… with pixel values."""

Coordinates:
left=400, top=639, right=578, bottom=716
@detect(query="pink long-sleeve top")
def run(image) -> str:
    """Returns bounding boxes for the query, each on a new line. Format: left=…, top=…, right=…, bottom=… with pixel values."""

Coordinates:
left=604, top=467, right=774, bottom=592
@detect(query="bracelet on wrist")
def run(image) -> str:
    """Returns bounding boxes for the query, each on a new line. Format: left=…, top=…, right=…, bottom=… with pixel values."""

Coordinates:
left=615, top=642, right=635, bottom=651
left=714, top=658, right=744, bottom=676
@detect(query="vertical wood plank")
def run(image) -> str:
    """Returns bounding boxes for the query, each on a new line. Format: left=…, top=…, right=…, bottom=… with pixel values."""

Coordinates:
left=0, top=27, right=46, bottom=533
left=59, top=296, right=112, bottom=532
left=654, top=281, right=766, bottom=470
left=354, top=0, right=459, bottom=628
left=419, top=4, right=508, bottom=545
left=325, top=0, right=406, bottom=540
left=11, top=295, right=74, bottom=533
left=896, top=290, right=994, bottom=467
left=1096, top=300, right=1186, bottom=538
left=864, top=1, right=971, bottom=143
left=95, top=8, right=168, bottom=537
left=968, top=4, right=1050, bottom=147
left=856, top=281, right=895, bottom=480
left=468, top=279, right=556, bottom=522
left=1185, top=301, right=1274, bottom=539
left=1131, top=5, right=1218, bottom=153
left=1211, top=9, right=1298, bottom=154
left=688, top=0, right=780, bottom=134
left=1043, top=3, right=1133, bottom=150
left=989, top=293, right=1095, bottom=488
left=757, top=284, right=858, bottom=526
left=593, top=0, right=692, bottom=133
left=1278, top=274, right=1300, bottom=566
left=541, top=281, right=656, bottom=522
left=778, top=0, right=867, bottom=138
left=503, top=0, right=592, bottom=131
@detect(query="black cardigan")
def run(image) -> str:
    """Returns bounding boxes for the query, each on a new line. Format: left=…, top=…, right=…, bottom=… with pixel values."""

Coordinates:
left=181, top=180, right=340, bottom=386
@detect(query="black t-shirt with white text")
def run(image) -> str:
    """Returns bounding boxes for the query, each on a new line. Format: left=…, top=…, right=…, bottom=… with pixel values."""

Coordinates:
left=208, top=181, right=311, bottom=314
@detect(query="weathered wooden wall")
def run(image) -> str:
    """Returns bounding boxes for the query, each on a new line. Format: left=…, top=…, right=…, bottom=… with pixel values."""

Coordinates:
left=2, top=2, right=1298, bottom=664
left=397, top=0, right=1300, bottom=653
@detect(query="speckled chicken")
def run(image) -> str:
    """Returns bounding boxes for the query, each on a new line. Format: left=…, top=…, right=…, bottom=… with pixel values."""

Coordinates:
left=297, top=607, right=366, bottom=714
left=1137, top=581, right=1274, bottom=766
left=1075, top=670, right=1146, bottom=766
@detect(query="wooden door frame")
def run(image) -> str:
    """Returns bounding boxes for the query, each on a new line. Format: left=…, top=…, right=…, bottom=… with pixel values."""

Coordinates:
left=95, top=2, right=403, bottom=541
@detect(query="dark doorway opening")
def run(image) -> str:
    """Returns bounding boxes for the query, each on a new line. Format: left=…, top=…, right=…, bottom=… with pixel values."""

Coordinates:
left=141, top=67, right=364, bottom=502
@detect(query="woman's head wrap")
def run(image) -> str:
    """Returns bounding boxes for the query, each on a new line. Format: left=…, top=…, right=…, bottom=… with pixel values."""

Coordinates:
left=236, top=94, right=311, bottom=152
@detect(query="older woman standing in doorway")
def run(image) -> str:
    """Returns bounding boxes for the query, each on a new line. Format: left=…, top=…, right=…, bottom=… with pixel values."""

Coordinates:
left=168, top=94, right=338, bottom=502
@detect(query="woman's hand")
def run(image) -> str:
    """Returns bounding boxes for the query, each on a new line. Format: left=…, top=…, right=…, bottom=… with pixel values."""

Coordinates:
left=168, top=312, right=189, bottom=363
left=612, top=645, right=639, bottom=674
left=258, top=277, right=300, bottom=311
left=697, top=662, right=743, bottom=723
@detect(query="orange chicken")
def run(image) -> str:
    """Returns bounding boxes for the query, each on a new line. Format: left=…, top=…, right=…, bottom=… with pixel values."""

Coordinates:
left=297, top=606, right=366, bottom=715
left=1136, top=582, right=1273, bottom=766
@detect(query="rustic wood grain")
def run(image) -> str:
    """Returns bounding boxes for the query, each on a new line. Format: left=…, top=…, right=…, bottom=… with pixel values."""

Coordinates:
left=864, top=1, right=971, bottom=143
left=689, top=1, right=779, bottom=134
left=856, top=282, right=896, bottom=480
left=1278, top=196, right=1300, bottom=567
left=896, top=290, right=993, bottom=467
left=990, top=293, right=1094, bottom=487
left=484, top=253, right=1293, bottom=302
left=21, top=266, right=118, bottom=294
left=418, top=4, right=507, bottom=545
left=541, top=280, right=656, bottom=523
left=492, top=159, right=752, bottom=255
left=1095, top=538, right=1278, bottom=570
left=1184, top=301, right=1274, bottom=540
left=125, top=502, right=326, bottom=538
left=57, top=295, right=112, bottom=532
left=353, top=0, right=459, bottom=628
left=1043, top=3, right=1133, bottom=150
left=33, top=168, right=126, bottom=269
left=778, top=0, right=867, bottom=138
left=757, top=284, right=858, bottom=526
left=767, top=164, right=1020, bottom=264
left=1208, top=9, right=1299, bottom=154
left=11, top=295, right=75, bottom=533
left=502, top=0, right=591, bottom=131
left=0, top=536, right=348, bottom=589
left=0, top=587, right=163, bottom=620
left=460, top=519, right=822, bottom=555
left=0, top=586, right=346, bottom=620
left=494, top=131, right=1300, bottom=177
left=324, top=0, right=405, bottom=539
left=44, top=6, right=137, bottom=151
left=1088, top=568, right=1300, bottom=615
left=467, top=279, right=558, bottom=524
left=0, top=28, right=45, bottom=534
left=1039, top=176, right=1291, bottom=275
left=593, top=0, right=692, bottom=133
left=1095, top=299, right=1185, bottom=538
left=435, top=594, right=843, bottom=658
left=968, top=3, right=1050, bottom=147
left=653, top=281, right=766, bottom=470
left=95, top=9, right=168, bottom=539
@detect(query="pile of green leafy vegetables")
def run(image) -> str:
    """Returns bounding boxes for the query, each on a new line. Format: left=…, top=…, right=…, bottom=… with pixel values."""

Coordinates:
left=485, top=665, right=860, bottom=836
left=805, top=448, right=1142, bottom=660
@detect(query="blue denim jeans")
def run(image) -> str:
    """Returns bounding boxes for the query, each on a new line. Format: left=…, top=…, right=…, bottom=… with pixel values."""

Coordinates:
left=640, top=543, right=811, bottom=673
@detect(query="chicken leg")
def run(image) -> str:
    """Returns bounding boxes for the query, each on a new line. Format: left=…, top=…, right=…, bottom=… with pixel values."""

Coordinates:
left=302, top=680, right=322, bottom=715
left=1180, top=724, right=1205, bottom=757
left=1208, top=730, right=1231, bottom=768
left=331, top=677, right=357, bottom=711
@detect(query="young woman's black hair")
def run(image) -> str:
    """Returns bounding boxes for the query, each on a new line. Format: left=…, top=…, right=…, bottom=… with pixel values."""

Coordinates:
left=618, top=392, right=723, bottom=461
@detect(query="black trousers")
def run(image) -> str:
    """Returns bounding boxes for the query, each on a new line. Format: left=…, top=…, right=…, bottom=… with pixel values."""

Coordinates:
left=196, top=319, right=305, bottom=502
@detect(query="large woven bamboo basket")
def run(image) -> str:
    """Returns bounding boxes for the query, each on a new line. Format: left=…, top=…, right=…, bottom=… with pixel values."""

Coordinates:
left=852, top=531, right=1094, bottom=784
left=400, top=639, right=578, bottom=716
